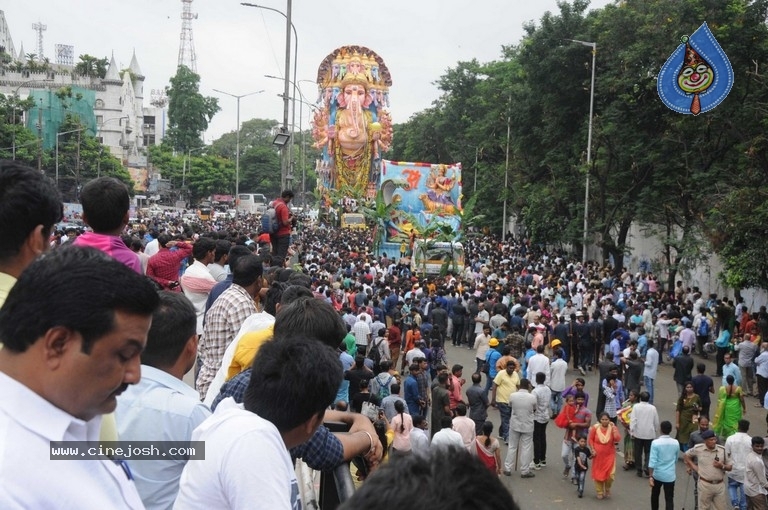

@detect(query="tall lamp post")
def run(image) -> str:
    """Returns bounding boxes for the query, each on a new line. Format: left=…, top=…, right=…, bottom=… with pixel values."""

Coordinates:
left=565, top=38, right=596, bottom=264
left=266, top=76, right=317, bottom=207
left=241, top=1, right=297, bottom=191
left=211, top=89, right=264, bottom=208
left=56, top=126, right=88, bottom=188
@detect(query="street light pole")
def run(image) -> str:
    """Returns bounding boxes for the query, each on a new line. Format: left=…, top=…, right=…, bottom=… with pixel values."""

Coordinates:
left=212, top=89, right=264, bottom=208
left=56, top=126, right=88, bottom=189
left=566, top=38, right=596, bottom=264
left=266, top=76, right=317, bottom=208
left=241, top=2, right=297, bottom=191
left=502, top=103, right=511, bottom=242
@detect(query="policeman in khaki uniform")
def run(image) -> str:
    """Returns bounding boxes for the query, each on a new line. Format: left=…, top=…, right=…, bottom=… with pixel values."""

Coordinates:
left=684, top=429, right=733, bottom=510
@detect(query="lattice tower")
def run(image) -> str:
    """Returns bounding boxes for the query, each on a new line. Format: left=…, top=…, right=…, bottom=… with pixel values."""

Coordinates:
left=31, top=21, right=46, bottom=59
left=177, top=0, right=197, bottom=72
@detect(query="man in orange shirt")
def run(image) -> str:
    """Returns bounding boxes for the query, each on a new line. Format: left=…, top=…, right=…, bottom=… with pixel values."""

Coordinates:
left=448, top=364, right=466, bottom=413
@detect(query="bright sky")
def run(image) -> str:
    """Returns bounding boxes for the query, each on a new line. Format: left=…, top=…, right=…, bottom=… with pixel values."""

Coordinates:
left=4, top=0, right=613, bottom=141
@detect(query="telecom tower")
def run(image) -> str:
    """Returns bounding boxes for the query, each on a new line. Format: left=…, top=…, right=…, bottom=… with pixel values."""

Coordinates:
left=32, top=21, right=46, bottom=59
left=177, top=0, right=197, bottom=72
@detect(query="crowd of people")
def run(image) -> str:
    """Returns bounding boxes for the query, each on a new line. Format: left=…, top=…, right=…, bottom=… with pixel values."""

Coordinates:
left=4, top=157, right=768, bottom=510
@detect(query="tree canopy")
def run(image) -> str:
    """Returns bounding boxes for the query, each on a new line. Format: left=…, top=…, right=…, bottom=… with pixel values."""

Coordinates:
left=389, top=0, right=768, bottom=288
left=164, top=65, right=220, bottom=153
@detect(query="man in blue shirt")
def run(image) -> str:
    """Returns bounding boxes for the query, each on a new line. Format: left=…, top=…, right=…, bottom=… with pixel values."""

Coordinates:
left=722, top=352, right=742, bottom=388
left=649, top=420, right=679, bottom=510
left=116, top=290, right=211, bottom=509
left=403, top=363, right=423, bottom=416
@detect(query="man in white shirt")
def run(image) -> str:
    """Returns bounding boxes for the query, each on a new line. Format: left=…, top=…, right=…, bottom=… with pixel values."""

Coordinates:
left=549, top=345, right=568, bottom=417
left=744, top=436, right=768, bottom=510
left=431, top=416, right=465, bottom=451
left=526, top=344, right=550, bottom=387
left=116, top=292, right=211, bottom=510
left=352, top=317, right=372, bottom=354
left=207, top=240, right=230, bottom=282
left=532, top=372, right=552, bottom=469
left=644, top=339, right=660, bottom=404
left=725, top=419, right=753, bottom=510
left=629, top=391, right=660, bottom=478
left=0, top=247, right=159, bottom=509
left=410, top=415, right=431, bottom=457
left=175, top=335, right=343, bottom=509
left=180, top=237, right=218, bottom=335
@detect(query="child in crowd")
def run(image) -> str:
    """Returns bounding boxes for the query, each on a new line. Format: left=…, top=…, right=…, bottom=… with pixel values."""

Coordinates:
left=573, top=436, right=591, bottom=498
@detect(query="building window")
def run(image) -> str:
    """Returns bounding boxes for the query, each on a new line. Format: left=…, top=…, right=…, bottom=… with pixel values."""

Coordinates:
left=96, top=136, right=103, bottom=144
left=96, top=115, right=103, bottom=126
left=95, top=99, right=104, bottom=108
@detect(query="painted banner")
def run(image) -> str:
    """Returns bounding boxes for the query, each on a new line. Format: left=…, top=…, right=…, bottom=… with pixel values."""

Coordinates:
left=377, top=160, right=462, bottom=257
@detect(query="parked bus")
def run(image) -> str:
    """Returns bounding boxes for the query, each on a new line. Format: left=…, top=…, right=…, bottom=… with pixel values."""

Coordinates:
left=237, top=193, right=268, bottom=215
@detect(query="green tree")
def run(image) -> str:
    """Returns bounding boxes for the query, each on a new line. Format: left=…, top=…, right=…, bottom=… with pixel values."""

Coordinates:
left=165, top=66, right=220, bottom=153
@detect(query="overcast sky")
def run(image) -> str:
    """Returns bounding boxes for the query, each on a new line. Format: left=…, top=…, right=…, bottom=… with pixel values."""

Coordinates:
left=4, top=0, right=613, bottom=142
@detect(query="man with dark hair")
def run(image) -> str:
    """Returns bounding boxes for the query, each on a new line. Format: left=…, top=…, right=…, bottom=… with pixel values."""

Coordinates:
left=744, top=436, right=768, bottom=510
left=73, top=177, right=141, bottom=274
left=175, top=336, right=342, bottom=509
left=725, top=419, right=752, bottom=510
left=204, top=244, right=253, bottom=312
left=196, top=255, right=263, bottom=400
left=116, top=291, right=210, bottom=509
left=431, top=372, right=452, bottom=438
left=211, top=295, right=382, bottom=473
left=0, top=161, right=62, bottom=307
left=181, top=237, right=217, bottom=335
left=270, top=189, right=295, bottom=265
left=630, top=390, right=660, bottom=478
left=208, top=239, right=231, bottom=282
left=338, top=447, right=520, bottom=510
left=0, top=246, right=159, bottom=507
left=649, top=420, right=678, bottom=510
left=147, top=234, right=194, bottom=291
left=504, top=378, right=537, bottom=479
left=467, top=372, right=489, bottom=434
left=673, top=345, right=695, bottom=397
left=692, top=362, right=715, bottom=419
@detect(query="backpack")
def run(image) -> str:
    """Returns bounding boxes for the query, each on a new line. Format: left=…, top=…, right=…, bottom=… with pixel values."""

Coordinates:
left=260, top=204, right=279, bottom=234
left=368, top=337, right=384, bottom=367
left=374, top=373, right=394, bottom=400
left=698, top=317, right=710, bottom=337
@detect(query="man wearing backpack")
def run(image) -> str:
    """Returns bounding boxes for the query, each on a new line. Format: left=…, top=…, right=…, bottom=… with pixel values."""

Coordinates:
left=370, top=363, right=396, bottom=402
left=694, top=306, right=711, bottom=358
left=269, top=190, right=295, bottom=266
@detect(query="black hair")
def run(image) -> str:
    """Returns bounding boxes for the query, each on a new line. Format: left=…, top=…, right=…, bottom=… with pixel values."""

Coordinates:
left=456, top=403, right=467, bottom=416
left=243, top=335, right=341, bottom=431
left=395, top=400, right=406, bottom=432
left=192, top=237, right=216, bottom=261
left=228, top=245, right=253, bottom=270
left=481, top=421, right=494, bottom=447
left=213, top=240, right=231, bottom=262
left=232, top=254, right=263, bottom=287
left=440, top=416, right=453, bottom=429
left=264, top=282, right=288, bottom=316
left=281, top=189, right=295, bottom=199
left=280, top=285, right=314, bottom=305
left=0, top=246, right=159, bottom=353
left=390, top=382, right=400, bottom=394
left=535, top=372, right=546, bottom=385
left=79, top=177, right=129, bottom=232
left=141, top=291, right=197, bottom=368
left=0, top=161, right=62, bottom=262
left=373, top=419, right=388, bottom=460
left=274, top=297, right=347, bottom=349
left=660, top=420, right=672, bottom=435
left=337, top=447, right=519, bottom=510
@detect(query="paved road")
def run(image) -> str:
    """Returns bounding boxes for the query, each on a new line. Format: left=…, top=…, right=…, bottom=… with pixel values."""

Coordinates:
left=444, top=341, right=764, bottom=509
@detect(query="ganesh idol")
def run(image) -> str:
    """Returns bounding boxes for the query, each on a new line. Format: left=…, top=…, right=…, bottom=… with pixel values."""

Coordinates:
left=329, top=72, right=392, bottom=195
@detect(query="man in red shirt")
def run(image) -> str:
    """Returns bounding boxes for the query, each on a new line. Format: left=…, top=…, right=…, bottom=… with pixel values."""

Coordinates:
left=270, top=190, right=294, bottom=266
left=147, top=234, right=193, bottom=291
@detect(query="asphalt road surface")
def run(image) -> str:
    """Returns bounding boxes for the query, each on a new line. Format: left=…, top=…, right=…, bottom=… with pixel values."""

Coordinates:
left=445, top=341, right=764, bottom=509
